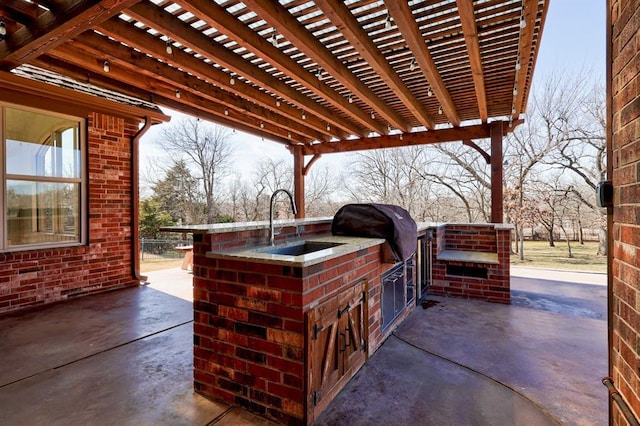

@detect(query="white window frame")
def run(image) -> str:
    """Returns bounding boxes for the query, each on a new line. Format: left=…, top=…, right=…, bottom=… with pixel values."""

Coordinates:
left=1, top=103, right=87, bottom=251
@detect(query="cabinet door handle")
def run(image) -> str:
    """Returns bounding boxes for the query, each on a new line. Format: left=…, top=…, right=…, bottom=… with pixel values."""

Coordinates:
left=338, top=303, right=351, bottom=318
left=340, top=329, right=351, bottom=352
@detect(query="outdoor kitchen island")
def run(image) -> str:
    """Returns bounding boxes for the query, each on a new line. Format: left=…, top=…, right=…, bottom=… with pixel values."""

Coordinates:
left=173, top=217, right=415, bottom=425
left=166, top=216, right=511, bottom=425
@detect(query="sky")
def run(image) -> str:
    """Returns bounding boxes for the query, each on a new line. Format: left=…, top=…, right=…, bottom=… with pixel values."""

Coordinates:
left=139, top=0, right=606, bottom=187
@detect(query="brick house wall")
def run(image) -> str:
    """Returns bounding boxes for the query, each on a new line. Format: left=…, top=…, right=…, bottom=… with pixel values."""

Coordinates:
left=0, top=112, right=140, bottom=313
left=610, top=0, right=640, bottom=423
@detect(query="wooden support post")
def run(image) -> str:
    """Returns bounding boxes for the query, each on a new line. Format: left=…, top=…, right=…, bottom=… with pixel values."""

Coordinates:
left=490, top=121, right=504, bottom=223
left=293, top=145, right=305, bottom=218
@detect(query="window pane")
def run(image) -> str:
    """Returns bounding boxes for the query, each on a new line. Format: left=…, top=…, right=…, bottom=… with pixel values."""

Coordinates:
left=6, top=180, right=80, bottom=247
left=5, top=108, right=81, bottom=178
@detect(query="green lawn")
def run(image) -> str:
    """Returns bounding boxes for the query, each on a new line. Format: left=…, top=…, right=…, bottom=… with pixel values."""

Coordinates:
left=141, top=240, right=608, bottom=273
left=510, top=240, right=607, bottom=272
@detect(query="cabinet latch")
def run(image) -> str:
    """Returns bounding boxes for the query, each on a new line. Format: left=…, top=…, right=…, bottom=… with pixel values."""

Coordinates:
left=312, top=323, right=324, bottom=340
left=338, top=303, right=351, bottom=318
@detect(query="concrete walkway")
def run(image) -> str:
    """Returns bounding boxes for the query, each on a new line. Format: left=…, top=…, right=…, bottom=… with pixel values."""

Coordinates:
left=0, top=266, right=607, bottom=425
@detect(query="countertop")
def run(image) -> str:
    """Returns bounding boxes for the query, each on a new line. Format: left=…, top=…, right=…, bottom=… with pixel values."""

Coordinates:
left=206, top=235, right=385, bottom=267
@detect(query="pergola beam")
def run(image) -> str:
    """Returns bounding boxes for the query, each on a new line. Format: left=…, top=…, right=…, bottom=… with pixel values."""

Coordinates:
left=0, top=0, right=141, bottom=70
left=315, top=0, right=434, bottom=130
left=174, top=0, right=380, bottom=136
left=386, top=0, right=461, bottom=126
left=457, top=0, right=488, bottom=122
left=126, top=2, right=364, bottom=138
left=97, top=17, right=333, bottom=142
left=70, top=32, right=323, bottom=142
left=246, top=0, right=409, bottom=133
left=300, top=121, right=521, bottom=155
left=512, top=0, right=541, bottom=118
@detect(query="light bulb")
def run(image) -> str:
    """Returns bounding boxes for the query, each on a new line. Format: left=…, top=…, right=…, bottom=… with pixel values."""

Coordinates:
left=316, top=68, right=322, bottom=79
left=276, top=99, right=281, bottom=107
left=371, top=111, right=375, bottom=119
left=103, top=60, right=110, bottom=72
left=260, top=121, right=264, bottom=128
left=326, top=123, right=330, bottom=131
left=348, top=95, right=353, bottom=104
left=175, top=89, right=181, bottom=98
left=513, top=86, right=518, bottom=96
left=0, top=19, right=6, bottom=37
left=166, top=41, right=173, bottom=54
left=302, top=111, right=306, bottom=120
left=515, top=59, right=521, bottom=71
left=224, top=108, right=229, bottom=116
left=271, top=31, right=278, bottom=47
left=427, top=87, right=433, bottom=97
left=438, top=105, right=443, bottom=115
left=410, top=59, right=416, bottom=71
left=520, top=17, right=526, bottom=29
left=385, top=13, right=392, bottom=29
left=230, top=76, right=235, bottom=85
left=288, top=131, right=292, bottom=139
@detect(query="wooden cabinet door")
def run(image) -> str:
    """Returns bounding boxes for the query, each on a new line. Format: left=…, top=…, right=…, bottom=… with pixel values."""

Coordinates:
left=307, top=280, right=368, bottom=423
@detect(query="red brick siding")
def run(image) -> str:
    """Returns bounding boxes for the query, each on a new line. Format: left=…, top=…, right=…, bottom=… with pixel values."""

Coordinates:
left=428, top=224, right=511, bottom=304
left=192, top=226, right=396, bottom=424
left=0, top=112, right=139, bottom=314
left=611, top=0, right=640, bottom=423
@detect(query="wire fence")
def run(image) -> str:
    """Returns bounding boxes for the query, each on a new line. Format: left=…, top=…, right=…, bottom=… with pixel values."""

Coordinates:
left=140, top=238, right=193, bottom=260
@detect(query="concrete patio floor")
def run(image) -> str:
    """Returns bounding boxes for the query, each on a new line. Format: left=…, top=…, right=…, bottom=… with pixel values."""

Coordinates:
left=0, top=266, right=607, bottom=425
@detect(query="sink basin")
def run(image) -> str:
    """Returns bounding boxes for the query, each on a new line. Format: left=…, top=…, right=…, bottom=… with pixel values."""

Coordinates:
left=258, top=241, right=344, bottom=256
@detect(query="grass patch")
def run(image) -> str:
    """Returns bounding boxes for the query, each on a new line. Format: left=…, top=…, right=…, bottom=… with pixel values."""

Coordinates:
left=510, top=240, right=606, bottom=272
left=141, top=258, right=183, bottom=273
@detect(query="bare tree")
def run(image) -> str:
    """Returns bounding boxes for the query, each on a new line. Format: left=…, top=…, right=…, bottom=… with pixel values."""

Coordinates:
left=158, top=118, right=234, bottom=223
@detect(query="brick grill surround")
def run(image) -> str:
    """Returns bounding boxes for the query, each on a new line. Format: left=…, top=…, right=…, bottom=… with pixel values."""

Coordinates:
left=427, top=224, right=511, bottom=304
left=0, top=113, right=139, bottom=313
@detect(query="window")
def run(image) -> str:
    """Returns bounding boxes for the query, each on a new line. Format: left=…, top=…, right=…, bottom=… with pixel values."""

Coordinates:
left=2, top=105, right=85, bottom=250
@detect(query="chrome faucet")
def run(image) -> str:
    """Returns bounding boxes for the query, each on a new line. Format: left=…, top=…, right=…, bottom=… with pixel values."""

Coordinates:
left=269, top=189, right=298, bottom=245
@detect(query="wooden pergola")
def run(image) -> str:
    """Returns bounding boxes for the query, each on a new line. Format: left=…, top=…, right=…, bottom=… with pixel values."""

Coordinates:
left=0, top=0, right=549, bottom=222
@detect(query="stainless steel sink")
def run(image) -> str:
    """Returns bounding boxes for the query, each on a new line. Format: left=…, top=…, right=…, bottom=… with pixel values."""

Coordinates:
left=258, top=241, right=344, bottom=256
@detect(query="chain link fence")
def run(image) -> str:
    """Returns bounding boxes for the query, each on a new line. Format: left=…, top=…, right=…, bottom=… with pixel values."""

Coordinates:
left=140, top=238, right=193, bottom=260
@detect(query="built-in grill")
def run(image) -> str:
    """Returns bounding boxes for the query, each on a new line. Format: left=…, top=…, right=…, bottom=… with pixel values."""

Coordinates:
left=331, top=203, right=418, bottom=262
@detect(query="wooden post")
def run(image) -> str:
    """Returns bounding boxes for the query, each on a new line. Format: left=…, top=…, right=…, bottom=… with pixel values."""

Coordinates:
left=293, top=145, right=305, bottom=218
left=490, top=121, right=504, bottom=223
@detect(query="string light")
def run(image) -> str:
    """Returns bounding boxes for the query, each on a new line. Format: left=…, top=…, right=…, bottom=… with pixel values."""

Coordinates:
left=260, top=121, right=264, bottom=128
left=520, top=15, right=527, bottom=28
left=276, top=99, right=281, bottom=107
left=175, top=89, right=181, bottom=98
left=224, top=108, right=229, bottom=116
left=230, top=76, right=235, bottom=85
left=515, top=59, right=521, bottom=71
left=288, top=131, right=292, bottom=139
left=270, top=29, right=278, bottom=47
left=316, top=68, right=322, bottom=79
left=103, top=60, right=110, bottom=73
left=427, top=87, right=433, bottom=97
left=326, top=123, right=331, bottom=131
left=409, top=58, right=417, bottom=71
left=0, top=19, right=6, bottom=37
left=371, top=111, right=375, bottom=119
left=399, top=133, right=403, bottom=141
left=512, top=105, right=517, bottom=115
left=438, top=105, right=443, bottom=115
left=348, top=94, right=353, bottom=104
left=384, top=12, right=392, bottom=29
left=166, top=41, right=173, bottom=55
left=387, top=124, right=392, bottom=133
left=302, top=111, right=306, bottom=120
left=513, top=85, right=518, bottom=97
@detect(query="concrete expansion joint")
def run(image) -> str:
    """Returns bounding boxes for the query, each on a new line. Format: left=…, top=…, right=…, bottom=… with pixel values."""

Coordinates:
left=205, top=406, right=236, bottom=425
left=389, top=332, right=562, bottom=425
